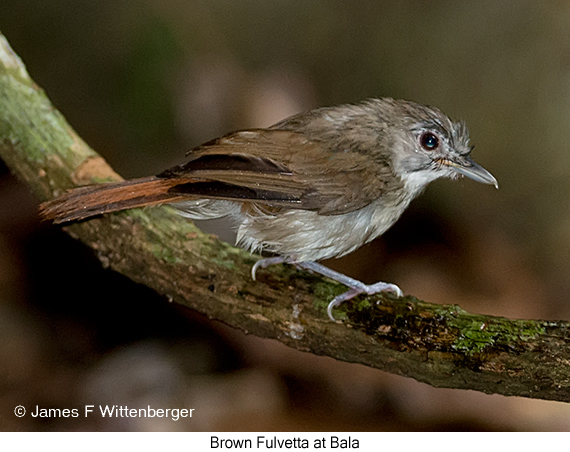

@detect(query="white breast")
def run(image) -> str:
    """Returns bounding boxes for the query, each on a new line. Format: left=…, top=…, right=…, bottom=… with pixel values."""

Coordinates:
left=236, top=194, right=414, bottom=262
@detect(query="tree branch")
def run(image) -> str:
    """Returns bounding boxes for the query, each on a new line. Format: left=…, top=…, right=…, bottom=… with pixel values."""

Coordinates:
left=1, top=32, right=569, bottom=403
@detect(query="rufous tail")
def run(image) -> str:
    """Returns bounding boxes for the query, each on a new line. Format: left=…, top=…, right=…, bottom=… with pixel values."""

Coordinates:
left=39, top=176, right=194, bottom=224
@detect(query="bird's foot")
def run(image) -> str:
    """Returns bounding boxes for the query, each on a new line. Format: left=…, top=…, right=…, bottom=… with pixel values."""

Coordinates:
left=295, top=262, right=402, bottom=320
left=251, top=256, right=404, bottom=321
left=325, top=281, right=403, bottom=321
left=251, top=259, right=403, bottom=321
left=251, top=256, right=288, bottom=281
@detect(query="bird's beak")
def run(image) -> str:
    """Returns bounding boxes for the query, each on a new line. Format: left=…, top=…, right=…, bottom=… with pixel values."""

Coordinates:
left=444, top=157, right=498, bottom=188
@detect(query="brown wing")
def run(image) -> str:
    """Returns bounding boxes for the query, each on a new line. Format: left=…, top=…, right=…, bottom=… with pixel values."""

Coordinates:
left=159, top=129, right=390, bottom=215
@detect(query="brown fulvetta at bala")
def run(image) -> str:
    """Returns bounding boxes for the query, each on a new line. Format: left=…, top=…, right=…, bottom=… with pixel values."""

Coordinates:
left=40, top=98, right=498, bottom=320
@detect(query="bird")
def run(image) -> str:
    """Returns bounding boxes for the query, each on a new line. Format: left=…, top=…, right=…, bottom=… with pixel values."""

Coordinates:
left=39, top=98, right=498, bottom=320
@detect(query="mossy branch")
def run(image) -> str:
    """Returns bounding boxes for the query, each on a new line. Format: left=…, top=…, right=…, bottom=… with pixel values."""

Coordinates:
left=1, top=32, right=569, bottom=403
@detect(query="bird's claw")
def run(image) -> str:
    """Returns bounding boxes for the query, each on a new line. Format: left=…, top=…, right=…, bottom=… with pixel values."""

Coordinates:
left=327, top=282, right=403, bottom=321
left=251, top=257, right=287, bottom=281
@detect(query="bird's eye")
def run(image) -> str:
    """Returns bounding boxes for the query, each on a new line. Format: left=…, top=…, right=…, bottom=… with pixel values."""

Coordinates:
left=420, top=132, right=440, bottom=151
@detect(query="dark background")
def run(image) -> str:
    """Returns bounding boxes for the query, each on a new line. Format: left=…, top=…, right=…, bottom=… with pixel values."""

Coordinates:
left=1, top=0, right=570, bottom=431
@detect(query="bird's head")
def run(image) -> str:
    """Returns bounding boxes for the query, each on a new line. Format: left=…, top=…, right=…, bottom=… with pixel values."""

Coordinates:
left=387, top=100, right=498, bottom=194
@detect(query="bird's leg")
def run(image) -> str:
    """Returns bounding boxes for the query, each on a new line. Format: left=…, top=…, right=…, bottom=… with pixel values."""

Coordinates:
left=251, top=258, right=403, bottom=321
left=296, top=261, right=403, bottom=321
